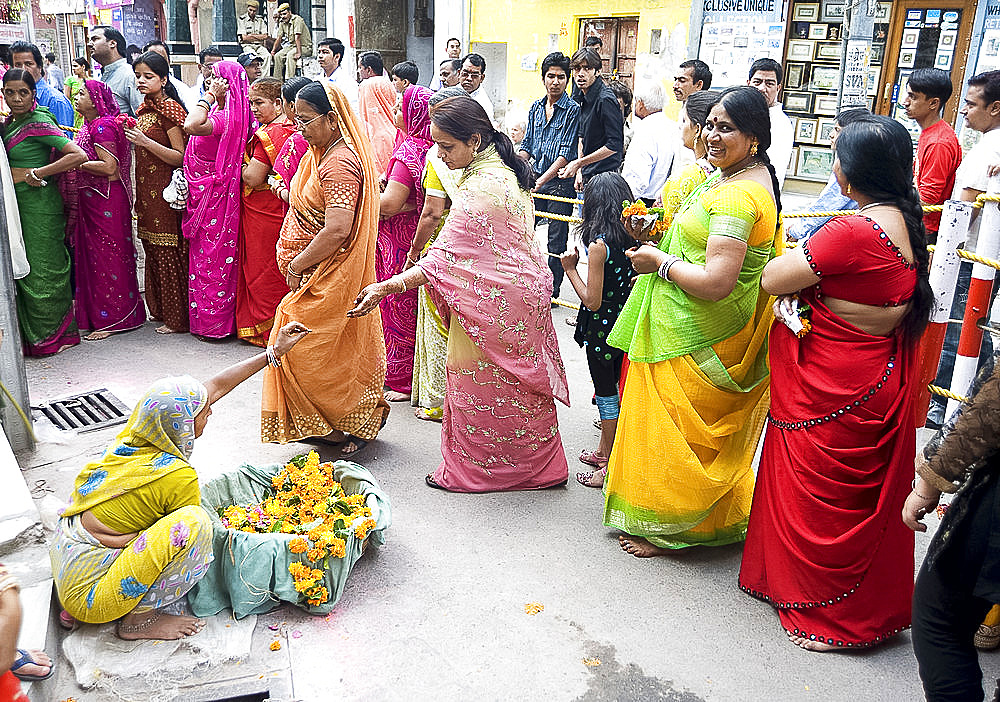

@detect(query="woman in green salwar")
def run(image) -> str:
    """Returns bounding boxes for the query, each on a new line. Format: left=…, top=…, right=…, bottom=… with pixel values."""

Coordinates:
left=2, top=69, right=86, bottom=356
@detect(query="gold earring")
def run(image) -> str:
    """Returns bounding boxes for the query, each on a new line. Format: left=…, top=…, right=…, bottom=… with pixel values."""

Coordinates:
left=847, top=183, right=851, bottom=194
left=750, top=142, right=758, bottom=156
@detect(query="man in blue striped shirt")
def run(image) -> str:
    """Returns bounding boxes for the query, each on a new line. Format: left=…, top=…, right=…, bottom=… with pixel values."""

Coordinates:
left=518, top=52, right=580, bottom=299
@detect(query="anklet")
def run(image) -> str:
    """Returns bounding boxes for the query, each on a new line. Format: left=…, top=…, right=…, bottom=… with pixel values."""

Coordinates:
left=118, top=611, right=160, bottom=634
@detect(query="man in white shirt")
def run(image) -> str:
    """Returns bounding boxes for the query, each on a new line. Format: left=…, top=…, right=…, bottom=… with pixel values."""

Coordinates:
left=459, top=53, right=494, bottom=122
left=317, top=37, right=358, bottom=115
left=748, top=58, right=793, bottom=186
left=143, top=40, right=196, bottom=110
left=621, top=82, right=676, bottom=204
left=954, top=71, right=1000, bottom=245
left=429, top=37, right=462, bottom=90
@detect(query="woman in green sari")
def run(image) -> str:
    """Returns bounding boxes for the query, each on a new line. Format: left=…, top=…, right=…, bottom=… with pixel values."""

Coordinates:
left=63, top=57, right=90, bottom=130
left=2, top=69, right=86, bottom=356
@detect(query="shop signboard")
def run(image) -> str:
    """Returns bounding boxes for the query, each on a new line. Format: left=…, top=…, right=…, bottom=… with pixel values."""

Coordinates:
left=0, top=22, right=27, bottom=42
left=698, top=0, right=786, bottom=87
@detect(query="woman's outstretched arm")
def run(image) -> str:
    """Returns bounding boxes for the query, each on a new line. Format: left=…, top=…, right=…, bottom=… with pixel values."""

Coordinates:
left=203, top=322, right=310, bottom=403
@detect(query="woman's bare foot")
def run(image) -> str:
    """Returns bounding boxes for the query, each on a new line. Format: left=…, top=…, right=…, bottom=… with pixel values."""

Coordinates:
left=116, top=610, right=205, bottom=641
left=619, top=534, right=671, bottom=558
left=84, top=330, right=114, bottom=341
left=414, top=407, right=442, bottom=422
left=384, top=390, right=410, bottom=402
left=787, top=632, right=838, bottom=652
left=155, top=325, right=183, bottom=334
left=576, top=468, right=606, bottom=488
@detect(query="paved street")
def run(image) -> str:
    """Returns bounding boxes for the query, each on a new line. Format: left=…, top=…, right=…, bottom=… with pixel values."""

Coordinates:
left=17, top=293, right=999, bottom=701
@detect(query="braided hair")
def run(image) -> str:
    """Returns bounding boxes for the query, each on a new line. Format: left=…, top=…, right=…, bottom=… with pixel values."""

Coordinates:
left=835, top=116, right=932, bottom=340
left=715, top=86, right=782, bottom=216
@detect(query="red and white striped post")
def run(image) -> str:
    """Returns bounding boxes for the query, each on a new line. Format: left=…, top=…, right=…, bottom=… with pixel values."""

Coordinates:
left=947, top=176, right=1000, bottom=418
left=914, top=199, right=972, bottom=425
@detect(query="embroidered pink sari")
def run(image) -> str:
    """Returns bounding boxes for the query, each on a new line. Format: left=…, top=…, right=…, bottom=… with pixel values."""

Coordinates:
left=417, top=146, right=570, bottom=492
left=378, top=85, right=432, bottom=394
left=273, top=131, right=308, bottom=184
left=71, top=80, right=145, bottom=334
left=182, top=61, right=251, bottom=337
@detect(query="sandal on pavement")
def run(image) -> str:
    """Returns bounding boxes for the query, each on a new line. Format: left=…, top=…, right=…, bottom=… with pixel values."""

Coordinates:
left=11, top=649, right=53, bottom=682
left=579, top=449, right=608, bottom=469
left=341, top=436, right=370, bottom=457
left=576, top=468, right=606, bottom=488
left=425, top=473, right=446, bottom=490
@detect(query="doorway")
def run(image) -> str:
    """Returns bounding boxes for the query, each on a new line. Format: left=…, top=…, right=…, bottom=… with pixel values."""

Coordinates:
left=578, top=16, right=638, bottom=90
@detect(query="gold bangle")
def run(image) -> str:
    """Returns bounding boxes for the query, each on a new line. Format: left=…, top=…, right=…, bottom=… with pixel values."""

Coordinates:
left=287, top=264, right=301, bottom=277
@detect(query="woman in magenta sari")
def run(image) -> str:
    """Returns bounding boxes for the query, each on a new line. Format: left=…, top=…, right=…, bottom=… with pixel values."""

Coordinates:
left=70, top=80, right=146, bottom=340
left=182, top=60, right=251, bottom=339
left=272, top=77, right=310, bottom=189
left=377, top=85, right=433, bottom=402
left=351, top=96, right=570, bottom=492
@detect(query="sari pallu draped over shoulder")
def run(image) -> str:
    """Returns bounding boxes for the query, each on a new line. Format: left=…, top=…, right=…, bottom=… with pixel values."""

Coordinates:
left=417, top=146, right=570, bottom=492
left=262, top=82, right=390, bottom=443
left=357, top=76, right=399, bottom=175
left=378, top=84, right=433, bottom=395
left=739, top=287, right=917, bottom=647
left=71, top=80, right=145, bottom=335
left=182, top=61, right=252, bottom=338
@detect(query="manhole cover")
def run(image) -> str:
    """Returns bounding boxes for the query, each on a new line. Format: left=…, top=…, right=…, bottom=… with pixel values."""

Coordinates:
left=33, top=389, right=129, bottom=432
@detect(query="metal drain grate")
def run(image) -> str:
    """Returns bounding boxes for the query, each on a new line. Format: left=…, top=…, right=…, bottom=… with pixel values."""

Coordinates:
left=34, top=388, right=129, bottom=432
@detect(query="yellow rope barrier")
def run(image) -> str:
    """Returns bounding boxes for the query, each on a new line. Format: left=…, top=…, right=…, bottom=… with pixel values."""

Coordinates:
left=551, top=297, right=580, bottom=311
left=927, top=384, right=970, bottom=404
left=537, top=211, right=583, bottom=224
left=533, top=192, right=584, bottom=206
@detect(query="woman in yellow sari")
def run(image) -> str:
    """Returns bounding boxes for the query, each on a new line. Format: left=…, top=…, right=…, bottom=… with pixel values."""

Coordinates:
left=605, top=87, right=781, bottom=555
left=262, top=81, right=389, bottom=454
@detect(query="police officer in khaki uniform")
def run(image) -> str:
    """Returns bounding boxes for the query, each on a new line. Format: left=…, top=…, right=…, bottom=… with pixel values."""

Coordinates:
left=237, top=0, right=271, bottom=75
left=270, top=2, right=312, bottom=81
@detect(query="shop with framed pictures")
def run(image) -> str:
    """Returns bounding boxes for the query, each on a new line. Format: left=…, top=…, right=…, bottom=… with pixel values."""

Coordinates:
left=781, top=0, right=891, bottom=181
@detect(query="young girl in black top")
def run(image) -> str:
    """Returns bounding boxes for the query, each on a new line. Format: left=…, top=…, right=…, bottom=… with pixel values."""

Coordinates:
left=561, top=172, right=635, bottom=487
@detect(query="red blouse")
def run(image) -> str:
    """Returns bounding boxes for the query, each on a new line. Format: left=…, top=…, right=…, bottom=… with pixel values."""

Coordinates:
left=802, top=215, right=917, bottom=307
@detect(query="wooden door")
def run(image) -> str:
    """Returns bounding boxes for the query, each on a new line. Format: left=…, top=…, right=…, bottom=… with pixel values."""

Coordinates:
left=578, top=16, right=639, bottom=90
left=877, top=0, right=976, bottom=134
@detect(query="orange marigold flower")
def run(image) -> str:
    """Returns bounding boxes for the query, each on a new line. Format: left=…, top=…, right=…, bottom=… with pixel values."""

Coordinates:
left=288, top=537, right=308, bottom=554
left=306, top=548, right=325, bottom=562
left=269, top=640, right=282, bottom=651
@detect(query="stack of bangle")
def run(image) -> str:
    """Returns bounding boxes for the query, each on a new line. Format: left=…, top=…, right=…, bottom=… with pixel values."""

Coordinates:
left=287, top=264, right=302, bottom=279
left=0, top=565, right=20, bottom=595
left=657, top=254, right=681, bottom=282
left=266, top=345, right=282, bottom=368
left=197, top=98, right=213, bottom=111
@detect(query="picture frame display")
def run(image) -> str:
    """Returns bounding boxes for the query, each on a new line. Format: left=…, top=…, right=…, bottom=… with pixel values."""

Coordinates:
left=796, top=118, right=819, bottom=143
left=788, top=146, right=799, bottom=174
left=821, top=1, right=844, bottom=22
left=817, top=118, right=838, bottom=143
left=810, top=65, right=839, bottom=90
left=898, top=49, right=916, bottom=68
left=814, top=95, right=839, bottom=115
left=875, top=2, right=890, bottom=20
left=808, top=23, right=829, bottom=40
left=815, top=41, right=842, bottom=61
left=787, top=39, right=815, bottom=61
left=900, top=28, right=920, bottom=48
left=939, top=29, right=957, bottom=49
left=870, top=43, right=884, bottom=64
left=785, top=62, right=808, bottom=89
left=793, top=3, right=821, bottom=21
left=797, top=146, right=835, bottom=179
left=784, top=91, right=814, bottom=113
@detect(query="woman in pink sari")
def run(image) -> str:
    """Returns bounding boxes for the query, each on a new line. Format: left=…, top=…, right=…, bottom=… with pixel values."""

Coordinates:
left=351, top=96, right=570, bottom=492
left=182, top=60, right=251, bottom=339
left=357, top=76, right=398, bottom=176
left=272, top=77, right=310, bottom=188
left=378, top=84, right=433, bottom=401
left=70, top=80, right=146, bottom=340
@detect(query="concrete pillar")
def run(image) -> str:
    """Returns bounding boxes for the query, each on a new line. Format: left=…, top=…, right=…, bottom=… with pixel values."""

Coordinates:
left=0, top=195, right=34, bottom=453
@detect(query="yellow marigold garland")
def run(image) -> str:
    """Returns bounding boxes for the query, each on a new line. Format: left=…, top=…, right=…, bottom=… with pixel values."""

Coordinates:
left=220, top=451, right=377, bottom=606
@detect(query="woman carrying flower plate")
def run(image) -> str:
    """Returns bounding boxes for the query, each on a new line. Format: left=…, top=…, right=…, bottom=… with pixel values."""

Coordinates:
left=49, top=322, right=310, bottom=640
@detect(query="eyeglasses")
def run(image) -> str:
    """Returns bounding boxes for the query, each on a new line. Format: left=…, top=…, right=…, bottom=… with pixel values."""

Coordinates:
left=295, top=114, right=325, bottom=128
left=460, top=70, right=482, bottom=79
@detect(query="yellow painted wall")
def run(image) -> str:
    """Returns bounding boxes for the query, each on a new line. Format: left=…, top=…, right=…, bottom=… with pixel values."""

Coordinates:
left=470, top=0, right=694, bottom=121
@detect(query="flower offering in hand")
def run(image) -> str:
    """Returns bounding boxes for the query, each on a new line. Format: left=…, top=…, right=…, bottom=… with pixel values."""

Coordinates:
left=622, top=200, right=670, bottom=240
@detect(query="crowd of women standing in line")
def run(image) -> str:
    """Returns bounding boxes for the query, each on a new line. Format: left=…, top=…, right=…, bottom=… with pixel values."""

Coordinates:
left=5, top=53, right=987, bottom=697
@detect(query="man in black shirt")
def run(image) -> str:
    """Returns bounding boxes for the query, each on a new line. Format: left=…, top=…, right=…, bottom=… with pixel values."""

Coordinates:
left=558, top=48, right=624, bottom=191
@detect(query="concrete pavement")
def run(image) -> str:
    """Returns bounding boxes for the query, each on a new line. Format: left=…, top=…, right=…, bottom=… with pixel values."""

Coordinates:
left=13, top=297, right=998, bottom=701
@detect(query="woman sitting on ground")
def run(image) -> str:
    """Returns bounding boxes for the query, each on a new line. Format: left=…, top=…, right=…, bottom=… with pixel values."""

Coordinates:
left=350, top=96, right=570, bottom=492
left=49, top=323, right=309, bottom=640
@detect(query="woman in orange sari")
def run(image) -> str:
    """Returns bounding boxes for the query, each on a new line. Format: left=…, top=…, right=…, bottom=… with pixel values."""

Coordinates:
left=261, top=81, right=389, bottom=455
left=357, top=74, right=397, bottom=176
left=237, top=77, right=296, bottom=345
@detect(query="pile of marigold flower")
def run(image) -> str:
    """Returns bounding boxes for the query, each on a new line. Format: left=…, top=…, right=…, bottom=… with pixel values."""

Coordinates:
left=220, top=451, right=376, bottom=606
left=621, top=199, right=670, bottom=239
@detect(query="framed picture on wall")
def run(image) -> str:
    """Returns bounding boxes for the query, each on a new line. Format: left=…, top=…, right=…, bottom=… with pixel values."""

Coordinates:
left=870, top=43, right=884, bottom=64
left=798, top=146, right=835, bottom=179
left=935, top=51, right=953, bottom=70
left=785, top=62, right=808, bottom=89
left=784, top=91, right=814, bottom=113
left=815, top=95, right=839, bottom=115
left=817, top=118, right=838, bottom=143
left=899, top=49, right=916, bottom=68
left=793, top=3, right=821, bottom=21
left=808, top=23, right=829, bottom=39
left=788, top=147, right=799, bottom=174
left=901, top=28, right=920, bottom=48
left=815, top=41, right=842, bottom=61
left=796, top=118, right=818, bottom=143
left=821, top=1, right=844, bottom=22
left=787, top=40, right=816, bottom=61
left=811, top=65, right=839, bottom=90
left=875, top=2, right=890, bottom=20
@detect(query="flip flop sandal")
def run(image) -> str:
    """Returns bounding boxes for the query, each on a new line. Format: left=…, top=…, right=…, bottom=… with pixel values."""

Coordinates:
left=425, top=473, right=446, bottom=490
left=340, top=436, right=370, bottom=456
left=11, top=649, right=53, bottom=682
left=576, top=469, right=606, bottom=488
left=579, top=449, right=608, bottom=469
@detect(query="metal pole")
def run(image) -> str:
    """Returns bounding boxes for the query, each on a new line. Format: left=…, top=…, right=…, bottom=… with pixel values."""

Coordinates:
left=0, top=189, right=34, bottom=452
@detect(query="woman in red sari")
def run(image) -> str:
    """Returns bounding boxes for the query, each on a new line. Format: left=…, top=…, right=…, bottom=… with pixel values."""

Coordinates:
left=739, top=116, right=933, bottom=650
left=236, top=77, right=295, bottom=346
left=377, top=85, right=433, bottom=402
